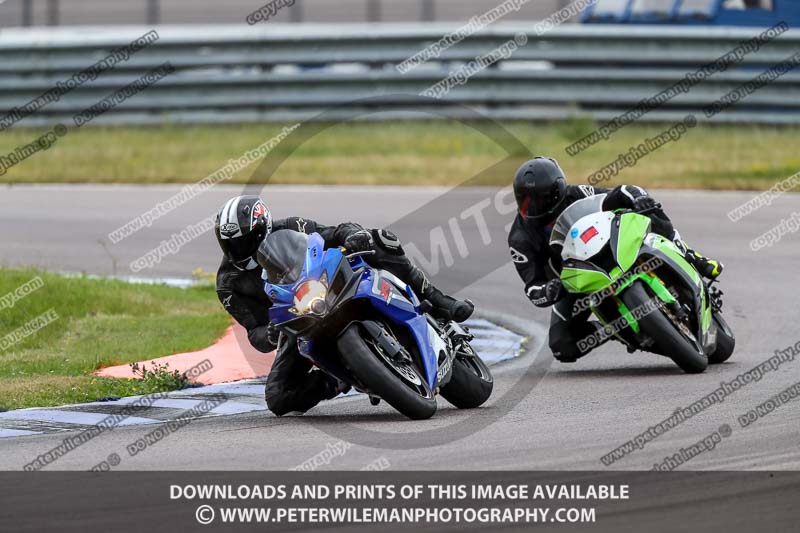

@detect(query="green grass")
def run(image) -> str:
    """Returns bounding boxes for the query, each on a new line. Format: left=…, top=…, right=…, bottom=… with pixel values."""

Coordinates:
left=1, top=120, right=799, bottom=190
left=0, top=269, right=229, bottom=410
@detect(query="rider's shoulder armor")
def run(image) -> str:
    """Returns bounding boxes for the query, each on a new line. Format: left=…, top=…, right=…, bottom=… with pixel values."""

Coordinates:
left=564, top=184, right=597, bottom=204
left=272, top=217, right=318, bottom=235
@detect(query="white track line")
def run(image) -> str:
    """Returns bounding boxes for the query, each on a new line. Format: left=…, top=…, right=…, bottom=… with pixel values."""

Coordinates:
left=0, top=429, right=43, bottom=438
left=0, top=409, right=160, bottom=427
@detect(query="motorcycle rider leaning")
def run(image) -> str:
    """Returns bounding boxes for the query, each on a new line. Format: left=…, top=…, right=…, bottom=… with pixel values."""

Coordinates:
left=214, top=195, right=473, bottom=416
left=507, top=157, right=723, bottom=364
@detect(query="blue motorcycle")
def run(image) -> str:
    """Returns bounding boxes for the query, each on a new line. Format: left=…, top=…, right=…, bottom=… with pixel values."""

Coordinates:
left=259, top=230, right=493, bottom=420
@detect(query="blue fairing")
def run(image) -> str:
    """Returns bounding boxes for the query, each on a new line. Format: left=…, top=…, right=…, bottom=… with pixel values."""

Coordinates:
left=263, top=233, right=439, bottom=390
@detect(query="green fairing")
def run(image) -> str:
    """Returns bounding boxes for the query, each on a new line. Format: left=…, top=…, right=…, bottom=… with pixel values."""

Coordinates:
left=561, top=267, right=612, bottom=293
left=650, top=235, right=701, bottom=285
left=615, top=272, right=677, bottom=304
left=616, top=213, right=651, bottom=271
left=650, top=236, right=709, bottom=334
left=701, top=290, right=711, bottom=332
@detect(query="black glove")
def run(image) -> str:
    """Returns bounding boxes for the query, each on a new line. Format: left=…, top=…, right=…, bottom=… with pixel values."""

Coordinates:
left=632, top=196, right=657, bottom=213
left=266, top=322, right=281, bottom=348
left=529, top=279, right=564, bottom=308
left=544, top=278, right=564, bottom=304
left=343, top=230, right=374, bottom=252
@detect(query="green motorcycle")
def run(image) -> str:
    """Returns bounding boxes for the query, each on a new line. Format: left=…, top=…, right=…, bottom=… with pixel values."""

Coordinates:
left=549, top=195, right=735, bottom=374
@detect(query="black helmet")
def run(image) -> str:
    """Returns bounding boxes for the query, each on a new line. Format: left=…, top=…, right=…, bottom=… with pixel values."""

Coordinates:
left=214, top=195, right=272, bottom=271
left=513, top=157, right=567, bottom=223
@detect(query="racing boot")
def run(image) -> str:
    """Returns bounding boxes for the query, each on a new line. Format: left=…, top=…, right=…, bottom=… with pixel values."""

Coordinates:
left=672, top=233, right=723, bottom=280
left=407, top=266, right=474, bottom=323
left=685, top=249, right=723, bottom=280
left=424, top=286, right=475, bottom=323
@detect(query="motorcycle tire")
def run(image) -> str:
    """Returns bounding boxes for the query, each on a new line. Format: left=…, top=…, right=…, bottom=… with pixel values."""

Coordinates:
left=708, top=312, right=735, bottom=364
left=440, top=348, right=494, bottom=409
left=621, top=281, right=708, bottom=374
left=337, top=322, right=437, bottom=420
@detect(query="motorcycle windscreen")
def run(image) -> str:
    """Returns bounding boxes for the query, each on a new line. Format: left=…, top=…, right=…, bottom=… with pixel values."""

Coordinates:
left=549, top=194, right=608, bottom=249
left=261, top=230, right=309, bottom=284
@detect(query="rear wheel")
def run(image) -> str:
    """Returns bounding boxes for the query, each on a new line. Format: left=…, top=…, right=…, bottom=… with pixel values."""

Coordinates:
left=337, top=322, right=437, bottom=420
left=621, top=281, right=707, bottom=374
left=709, top=312, right=735, bottom=364
left=440, top=342, right=494, bottom=409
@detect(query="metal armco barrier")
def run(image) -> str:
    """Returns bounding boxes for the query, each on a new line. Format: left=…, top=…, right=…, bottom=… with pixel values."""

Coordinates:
left=2, top=23, right=799, bottom=126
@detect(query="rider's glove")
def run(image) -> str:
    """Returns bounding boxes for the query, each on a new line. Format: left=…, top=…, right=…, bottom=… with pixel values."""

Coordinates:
left=266, top=322, right=281, bottom=348
left=528, top=279, right=564, bottom=308
left=544, top=278, right=564, bottom=305
left=343, top=230, right=374, bottom=253
left=632, top=196, right=657, bottom=212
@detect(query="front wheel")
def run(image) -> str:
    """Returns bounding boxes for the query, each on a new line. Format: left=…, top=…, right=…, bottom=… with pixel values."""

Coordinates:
left=621, top=281, right=708, bottom=374
left=337, top=322, right=437, bottom=420
left=440, top=343, right=494, bottom=409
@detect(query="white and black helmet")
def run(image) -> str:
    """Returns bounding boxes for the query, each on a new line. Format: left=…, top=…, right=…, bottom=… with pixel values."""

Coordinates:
left=214, top=195, right=273, bottom=271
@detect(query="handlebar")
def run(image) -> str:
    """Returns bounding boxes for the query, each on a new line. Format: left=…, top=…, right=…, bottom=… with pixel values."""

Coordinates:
left=621, top=202, right=662, bottom=217
left=637, top=202, right=662, bottom=216
left=345, top=250, right=376, bottom=260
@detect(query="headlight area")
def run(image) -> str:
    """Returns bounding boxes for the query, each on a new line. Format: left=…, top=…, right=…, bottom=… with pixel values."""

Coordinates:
left=291, top=273, right=329, bottom=316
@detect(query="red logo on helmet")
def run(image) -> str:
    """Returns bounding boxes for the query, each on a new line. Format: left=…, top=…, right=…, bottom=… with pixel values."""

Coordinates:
left=251, top=202, right=267, bottom=229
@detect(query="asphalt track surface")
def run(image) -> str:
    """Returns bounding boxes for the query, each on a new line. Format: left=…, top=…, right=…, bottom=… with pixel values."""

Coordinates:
left=0, top=184, right=798, bottom=471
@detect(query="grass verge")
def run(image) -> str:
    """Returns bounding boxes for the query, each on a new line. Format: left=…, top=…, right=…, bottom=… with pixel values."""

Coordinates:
left=1, top=120, right=799, bottom=190
left=0, top=269, right=229, bottom=410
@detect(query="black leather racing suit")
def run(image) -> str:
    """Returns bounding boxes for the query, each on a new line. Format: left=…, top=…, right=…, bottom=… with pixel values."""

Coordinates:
left=216, top=217, right=435, bottom=415
left=507, top=185, right=675, bottom=362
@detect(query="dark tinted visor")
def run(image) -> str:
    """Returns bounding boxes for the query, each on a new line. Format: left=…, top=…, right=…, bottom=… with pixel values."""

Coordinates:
left=220, top=230, right=261, bottom=262
left=519, top=194, right=552, bottom=218
left=518, top=180, right=566, bottom=221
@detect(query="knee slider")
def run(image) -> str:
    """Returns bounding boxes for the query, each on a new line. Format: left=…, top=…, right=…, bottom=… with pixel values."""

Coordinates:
left=264, top=387, right=293, bottom=416
left=550, top=338, right=582, bottom=363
